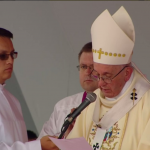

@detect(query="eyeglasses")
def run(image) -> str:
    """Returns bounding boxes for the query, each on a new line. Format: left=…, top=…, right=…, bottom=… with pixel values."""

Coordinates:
left=90, top=66, right=129, bottom=83
left=77, top=65, right=94, bottom=71
left=0, top=51, right=18, bottom=60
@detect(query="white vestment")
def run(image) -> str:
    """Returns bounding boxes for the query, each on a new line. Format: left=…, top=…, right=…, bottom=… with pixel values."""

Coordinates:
left=38, top=92, right=84, bottom=138
left=67, top=70, right=150, bottom=150
left=0, top=84, right=41, bottom=150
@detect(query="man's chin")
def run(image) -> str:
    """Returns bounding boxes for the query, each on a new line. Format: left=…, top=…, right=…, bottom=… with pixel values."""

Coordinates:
left=4, top=74, right=12, bottom=80
left=84, top=80, right=94, bottom=85
left=101, top=89, right=113, bottom=97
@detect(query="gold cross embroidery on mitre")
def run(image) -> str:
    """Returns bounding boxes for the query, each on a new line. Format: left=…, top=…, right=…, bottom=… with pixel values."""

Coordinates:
left=97, top=48, right=104, bottom=59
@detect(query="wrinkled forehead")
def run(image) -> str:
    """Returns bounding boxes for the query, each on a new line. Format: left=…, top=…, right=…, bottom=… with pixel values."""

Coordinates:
left=94, top=62, right=123, bottom=75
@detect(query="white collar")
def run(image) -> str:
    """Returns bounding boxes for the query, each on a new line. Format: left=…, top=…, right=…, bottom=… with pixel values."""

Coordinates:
left=0, top=84, right=6, bottom=90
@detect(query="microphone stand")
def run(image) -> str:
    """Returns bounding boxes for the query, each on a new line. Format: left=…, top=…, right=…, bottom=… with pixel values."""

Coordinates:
left=58, top=110, right=77, bottom=139
left=58, top=122, right=70, bottom=139
left=58, top=108, right=79, bottom=139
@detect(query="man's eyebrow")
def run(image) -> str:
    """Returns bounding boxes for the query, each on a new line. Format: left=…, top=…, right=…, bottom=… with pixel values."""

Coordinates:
left=0, top=50, right=8, bottom=54
left=0, top=49, right=15, bottom=53
left=80, top=63, right=93, bottom=66
left=80, top=63, right=84, bottom=65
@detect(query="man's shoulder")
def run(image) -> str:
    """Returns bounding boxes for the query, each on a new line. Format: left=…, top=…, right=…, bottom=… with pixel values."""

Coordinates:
left=3, top=88, right=19, bottom=102
left=3, top=88, right=21, bottom=108
left=55, top=92, right=84, bottom=108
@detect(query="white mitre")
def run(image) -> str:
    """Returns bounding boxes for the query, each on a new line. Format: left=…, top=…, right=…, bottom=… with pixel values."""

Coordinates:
left=91, top=6, right=135, bottom=65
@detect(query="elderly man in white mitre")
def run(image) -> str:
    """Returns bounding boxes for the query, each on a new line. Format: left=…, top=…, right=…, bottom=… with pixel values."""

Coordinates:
left=67, top=6, right=150, bottom=150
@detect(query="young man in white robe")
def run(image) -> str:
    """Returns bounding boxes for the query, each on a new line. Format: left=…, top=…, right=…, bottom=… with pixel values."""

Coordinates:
left=38, top=42, right=98, bottom=138
left=67, top=6, right=150, bottom=150
left=0, top=28, right=58, bottom=150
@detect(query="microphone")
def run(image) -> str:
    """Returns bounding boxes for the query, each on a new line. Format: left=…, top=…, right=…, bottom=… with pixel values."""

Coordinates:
left=66, top=92, right=97, bottom=123
left=58, top=93, right=97, bottom=139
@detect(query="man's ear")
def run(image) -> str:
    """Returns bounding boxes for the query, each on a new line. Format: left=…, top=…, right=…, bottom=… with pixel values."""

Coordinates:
left=125, top=67, right=133, bottom=82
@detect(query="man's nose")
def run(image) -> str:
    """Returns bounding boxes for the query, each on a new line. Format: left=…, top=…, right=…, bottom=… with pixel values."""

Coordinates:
left=98, top=78, right=107, bottom=87
left=6, top=55, right=13, bottom=64
left=85, top=67, right=93, bottom=75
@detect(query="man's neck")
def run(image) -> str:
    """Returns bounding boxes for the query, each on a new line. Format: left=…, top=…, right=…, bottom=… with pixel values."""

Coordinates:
left=0, top=82, right=5, bottom=85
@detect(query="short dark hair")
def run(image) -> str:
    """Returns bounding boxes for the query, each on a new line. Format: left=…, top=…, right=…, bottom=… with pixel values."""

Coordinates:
left=78, top=42, right=92, bottom=61
left=27, top=130, right=37, bottom=140
left=0, top=28, right=13, bottom=39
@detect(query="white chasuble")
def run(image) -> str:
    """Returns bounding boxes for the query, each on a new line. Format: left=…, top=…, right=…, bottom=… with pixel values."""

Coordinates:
left=88, top=70, right=150, bottom=150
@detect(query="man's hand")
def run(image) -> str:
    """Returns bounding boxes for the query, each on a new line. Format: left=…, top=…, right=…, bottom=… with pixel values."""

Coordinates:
left=40, top=135, right=59, bottom=150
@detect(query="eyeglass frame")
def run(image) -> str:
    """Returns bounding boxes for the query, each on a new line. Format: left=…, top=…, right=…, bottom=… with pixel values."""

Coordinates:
left=76, top=65, right=94, bottom=71
left=0, top=51, right=18, bottom=60
left=90, top=66, right=129, bottom=83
